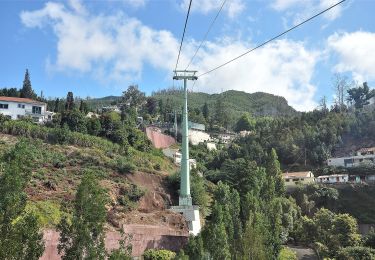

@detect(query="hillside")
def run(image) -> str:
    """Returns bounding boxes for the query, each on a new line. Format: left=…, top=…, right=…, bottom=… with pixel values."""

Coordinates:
left=0, top=133, right=185, bottom=231
left=152, top=90, right=297, bottom=118
left=86, top=90, right=297, bottom=118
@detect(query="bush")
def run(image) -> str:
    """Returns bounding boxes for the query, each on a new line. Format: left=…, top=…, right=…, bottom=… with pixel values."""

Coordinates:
left=143, top=249, right=176, bottom=260
left=117, top=158, right=136, bottom=174
left=336, top=246, right=375, bottom=260
left=278, top=247, right=297, bottom=260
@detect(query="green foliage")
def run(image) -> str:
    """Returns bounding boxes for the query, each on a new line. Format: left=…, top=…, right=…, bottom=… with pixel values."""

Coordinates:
left=294, top=208, right=361, bottom=257
left=347, top=82, right=375, bottom=109
left=364, top=229, right=375, bottom=249
left=143, top=249, right=176, bottom=260
left=337, top=246, right=375, bottom=260
left=25, top=201, right=63, bottom=227
left=61, top=110, right=87, bottom=133
left=278, top=247, right=297, bottom=260
left=0, top=141, right=44, bottom=260
left=116, top=158, right=137, bottom=174
left=234, top=113, right=256, bottom=132
left=65, top=92, right=75, bottom=111
left=57, top=171, right=108, bottom=260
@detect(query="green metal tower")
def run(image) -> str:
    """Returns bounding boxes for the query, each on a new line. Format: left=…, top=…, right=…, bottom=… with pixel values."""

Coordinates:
left=173, top=70, right=197, bottom=206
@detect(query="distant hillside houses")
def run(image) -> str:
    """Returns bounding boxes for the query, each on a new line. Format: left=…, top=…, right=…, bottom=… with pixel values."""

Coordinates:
left=328, top=147, right=375, bottom=167
left=0, top=96, right=53, bottom=123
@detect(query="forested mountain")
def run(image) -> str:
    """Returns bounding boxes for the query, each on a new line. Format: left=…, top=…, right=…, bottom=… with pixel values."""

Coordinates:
left=152, top=89, right=297, bottom=117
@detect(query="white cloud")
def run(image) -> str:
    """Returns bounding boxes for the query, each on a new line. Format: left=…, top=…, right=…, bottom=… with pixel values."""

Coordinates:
left=20, top=2, right=179, bottom=81
left=120, top=0, right=146, bottom=8
left=180, top=0, right=245, bottom=18
left=193, top=39, right=320, bottom=111
left=271, top=0, right=345, bottom=25
left=328, top=31, right=375, bottom=82
left=20, top=1, right=320, bottom=111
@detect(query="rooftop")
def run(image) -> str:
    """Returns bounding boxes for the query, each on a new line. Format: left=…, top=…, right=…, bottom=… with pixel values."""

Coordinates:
left=0, top=96, right=46, bottom=105
left=357, top=147, right=375, bottom=153
left=283, top=171, right=313, bottom=178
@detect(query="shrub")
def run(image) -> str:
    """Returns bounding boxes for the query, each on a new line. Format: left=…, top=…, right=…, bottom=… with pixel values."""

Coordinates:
left=336, top=246, right=375, bottom=260
left=143, top=249, right=176, bottom=260
left=278, top=247, right=297, bottom=260
left=117, top=158, right=136, bottom=174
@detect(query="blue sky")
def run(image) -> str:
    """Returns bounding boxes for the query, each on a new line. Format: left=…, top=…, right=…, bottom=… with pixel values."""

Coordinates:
left=0, top=0, right=374, bottom=111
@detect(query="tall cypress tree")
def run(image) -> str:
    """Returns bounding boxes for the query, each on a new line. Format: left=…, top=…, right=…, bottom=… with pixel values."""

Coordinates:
left=20, top=69, right=36, bottom=99
left=65, top=92, right=75, bottom=111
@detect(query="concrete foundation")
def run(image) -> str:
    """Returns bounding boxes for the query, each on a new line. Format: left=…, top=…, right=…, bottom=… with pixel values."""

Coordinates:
left=170, top=205, right=201, bottom=236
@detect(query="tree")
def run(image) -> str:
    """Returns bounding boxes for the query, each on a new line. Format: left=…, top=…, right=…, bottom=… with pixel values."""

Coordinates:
left=265, top=149, right=285, bottom=198
left=145, top=97, right=158, bottom=116
left=20, top=69, right=37, bottom=99
left=61, top=110, right=87, bottom=133
left=347, top=82, right=375, bottom=109
left=332, top=73, right=351, bottom=112
left=234, top=113, right=255, bottom=132
left=121, top=85, right=145, bottom=114
left=214, top=94, right=230, bottom=128
left=203, top=203, right=231, bottom=260
left=65, top=92, right=75, bottom=111
left=79, top=100, right=89, bottom=114
left=0, top=141, right=44, bottom=260
left=202, top=102, right=209, bottom=121
left=58, top=171, right=108, bottom=260
left=54, top=98, right=61, bottom=113
left=363, top=229, right=375, bottom=249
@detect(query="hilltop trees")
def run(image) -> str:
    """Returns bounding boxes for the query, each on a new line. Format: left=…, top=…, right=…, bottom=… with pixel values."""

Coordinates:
left=20, top=69, right=37, bottom=99
left=58, top=171, right=108, bottom=260
left=347, top=82, right=375, bottom=109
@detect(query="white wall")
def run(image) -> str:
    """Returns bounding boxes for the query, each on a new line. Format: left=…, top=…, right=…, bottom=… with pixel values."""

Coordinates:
left=189, top=130, right=210, bottom=145
left=0, top=101, right=46, bottom=122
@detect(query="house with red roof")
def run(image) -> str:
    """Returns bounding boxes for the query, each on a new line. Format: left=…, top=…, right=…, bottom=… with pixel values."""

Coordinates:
left=0, top=96, right=50, bottom=123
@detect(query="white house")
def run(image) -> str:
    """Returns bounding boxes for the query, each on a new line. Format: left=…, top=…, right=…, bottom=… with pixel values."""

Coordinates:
left=283, top=171, right=315, bottom=188
left=316, top=174, right=349, bottom=184
left=327, top=147, right=375, bottom=167
left=0, top=97, right=48, bottom=123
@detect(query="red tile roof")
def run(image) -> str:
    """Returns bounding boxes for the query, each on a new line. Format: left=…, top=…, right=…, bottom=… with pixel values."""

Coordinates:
left=0, top=96, right=46, bottom=105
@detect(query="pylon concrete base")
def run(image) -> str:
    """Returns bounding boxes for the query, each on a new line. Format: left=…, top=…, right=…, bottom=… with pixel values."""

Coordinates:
left=170, top=205, right=201, bottom=236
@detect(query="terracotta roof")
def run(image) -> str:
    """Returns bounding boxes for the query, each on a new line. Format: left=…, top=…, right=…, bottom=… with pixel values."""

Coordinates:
left=283, top=171, right=313, bottom=178
left=0, top=96, right=45, bottom=105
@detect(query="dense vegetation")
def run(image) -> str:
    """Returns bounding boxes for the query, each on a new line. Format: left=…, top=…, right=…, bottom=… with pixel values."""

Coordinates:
left=1, top=72, right=375, bottom=259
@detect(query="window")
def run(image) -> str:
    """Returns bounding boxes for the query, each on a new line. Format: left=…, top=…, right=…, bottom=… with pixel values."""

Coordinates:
left=32, top=106, right=42, bottom=114
left=0, top=103, right=9, bottom=109
left=18, top=104, right=25, bottom=108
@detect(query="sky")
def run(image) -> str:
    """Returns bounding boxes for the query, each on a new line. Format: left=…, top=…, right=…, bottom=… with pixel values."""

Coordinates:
left=0, top=0, right=374, bottom=111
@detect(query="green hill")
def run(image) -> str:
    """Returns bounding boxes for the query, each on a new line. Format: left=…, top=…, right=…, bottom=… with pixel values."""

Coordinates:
left=153, top=89, right=297, bottom=118
left=87, top=90, right=297, bottom=119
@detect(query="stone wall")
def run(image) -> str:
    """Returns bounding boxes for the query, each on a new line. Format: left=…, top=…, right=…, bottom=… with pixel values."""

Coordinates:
left=41, top=224, right=189, bottom=259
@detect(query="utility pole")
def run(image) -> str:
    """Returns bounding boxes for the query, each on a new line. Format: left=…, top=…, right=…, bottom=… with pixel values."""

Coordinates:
left=170, top=70, right=201, bottom=235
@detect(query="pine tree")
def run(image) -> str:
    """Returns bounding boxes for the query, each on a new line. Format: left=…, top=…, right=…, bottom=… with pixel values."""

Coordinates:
left=58, top=171, right=107, bottom=260
left=54, top=98, right=60, bottom=113
left=202, top=102, right=209, bottom=121
left=20, top=69, right=36, bottom=99
left=65, top=92, right=75, bottom=111
left=267, top=149, right=285, bottom=197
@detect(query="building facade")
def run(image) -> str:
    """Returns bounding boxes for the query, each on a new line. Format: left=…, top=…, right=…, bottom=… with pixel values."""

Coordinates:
left=316, top=174, right=349, bottom=184
left=327, top=147, right=375, bottom=167
left=0, top=97, right=48, bottom=123
left=283, top=171, right=315, bottom=188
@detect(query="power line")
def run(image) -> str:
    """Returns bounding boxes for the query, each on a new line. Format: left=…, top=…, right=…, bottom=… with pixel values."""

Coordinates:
left=174, top=0, right=193, bottom=72
left=185, top=0, right=227, bottom=70
left=198, top=0, right=346, bottom=77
